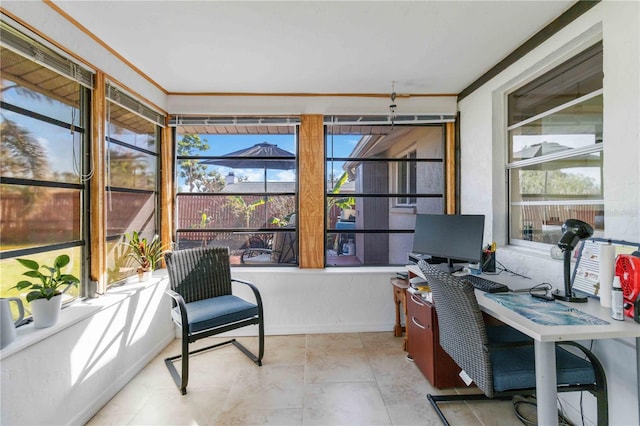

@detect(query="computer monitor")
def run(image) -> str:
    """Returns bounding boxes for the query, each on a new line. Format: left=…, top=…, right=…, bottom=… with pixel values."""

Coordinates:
left=412, top=214, right=485, bottom=273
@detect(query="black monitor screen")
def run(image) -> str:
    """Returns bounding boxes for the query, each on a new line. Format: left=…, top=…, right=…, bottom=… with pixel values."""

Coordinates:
left=412, top=214, right=485, bottom=273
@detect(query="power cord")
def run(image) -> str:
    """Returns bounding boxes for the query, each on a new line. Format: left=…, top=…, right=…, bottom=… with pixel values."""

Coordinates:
left=514, top=339, right=595, bottom=425
left=512, top=395, right=574, bottom=425
left=512, top=395, right=537, bottom=425
left=528, top=282, right=553, bottom=296
left=490, top=260, right=531, bottom=279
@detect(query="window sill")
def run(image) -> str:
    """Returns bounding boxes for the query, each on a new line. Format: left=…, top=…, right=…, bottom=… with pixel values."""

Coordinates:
left=505, top=242, right=560, bottom=262
left=231, top=265, right=405, bottom=274
left=0, top=270, right=169, bottom=361
left=390, top=206, right=416, bottom=214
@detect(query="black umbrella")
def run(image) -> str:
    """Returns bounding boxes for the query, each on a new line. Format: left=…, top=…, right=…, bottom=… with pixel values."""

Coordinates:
left=202, top=142, right=295, bottom=171
left=202, top=142, right=296, bottom=227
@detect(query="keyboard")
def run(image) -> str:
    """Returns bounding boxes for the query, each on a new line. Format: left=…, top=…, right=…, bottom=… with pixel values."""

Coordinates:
left=463, top=274, right=510, bottom=293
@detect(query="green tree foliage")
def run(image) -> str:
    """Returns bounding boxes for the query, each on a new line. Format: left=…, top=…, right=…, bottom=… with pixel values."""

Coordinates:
left=177, top=133, right=224, bottom=192
left=520, top=170, right=600, bottom=196
left=327, top=171, right=355, bottom=212
left=107, top=148, right=154, bottom=188
left=0, top=116, right=48, bottom=179
left=226, top=196, right=266, bottom=228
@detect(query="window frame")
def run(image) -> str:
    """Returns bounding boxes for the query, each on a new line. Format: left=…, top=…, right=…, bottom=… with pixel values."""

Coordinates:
left=104, top=87, right=163, bottom=286
left=0, top=30, right=92, bottom=305
left=173, top=122, right=299, bottom=266
left=325, top=122, right=447, bottom=267
left=505, top=43, right=604, bottom=248
left=395, top=149, right=417, bottom=207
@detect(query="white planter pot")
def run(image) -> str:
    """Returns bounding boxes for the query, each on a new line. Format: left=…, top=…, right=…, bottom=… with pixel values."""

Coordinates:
left=30, top=294, right=62, bottom=329
left=138, top=270, right=153, bottom=282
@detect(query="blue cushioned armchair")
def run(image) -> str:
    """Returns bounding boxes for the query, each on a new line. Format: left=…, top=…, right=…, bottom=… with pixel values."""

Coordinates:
left=417, top=260, right=607, bottom=426
left=164, top=246, right=264, bottom=394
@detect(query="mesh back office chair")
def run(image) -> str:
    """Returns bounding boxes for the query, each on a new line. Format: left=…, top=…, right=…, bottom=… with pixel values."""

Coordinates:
left=417, top=260, right=608, bottom=426
left=164, top=247, right=264, bottom=394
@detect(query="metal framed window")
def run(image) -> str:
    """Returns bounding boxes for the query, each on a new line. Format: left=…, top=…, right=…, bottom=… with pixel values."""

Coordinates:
left=173, top=119, right=299, bottom=266
left=105, top=83, right=163, bottom=284
left=0, top=22, right=93, bottom=307
left=325, top=121, right=448, bottom=266
left=507, top=42, right=604, bottom=247
left=396, top=150, right=417, bottom=206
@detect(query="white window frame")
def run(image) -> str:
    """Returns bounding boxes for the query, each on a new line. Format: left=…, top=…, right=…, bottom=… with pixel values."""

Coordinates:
left=394, top=149, right=417, bottom=207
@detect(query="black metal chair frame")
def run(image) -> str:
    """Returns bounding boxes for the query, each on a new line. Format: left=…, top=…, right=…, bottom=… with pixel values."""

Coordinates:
left=417, top=260, right=608, bottom=426
left=164, top=247, right=264, bottom=395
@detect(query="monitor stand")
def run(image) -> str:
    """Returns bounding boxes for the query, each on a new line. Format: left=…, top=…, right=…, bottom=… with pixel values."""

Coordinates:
left=434, top=259, right=463, bottom=274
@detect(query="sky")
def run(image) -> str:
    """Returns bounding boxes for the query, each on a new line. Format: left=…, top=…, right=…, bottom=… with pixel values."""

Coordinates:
left=177, top=132, right=361, bottom=187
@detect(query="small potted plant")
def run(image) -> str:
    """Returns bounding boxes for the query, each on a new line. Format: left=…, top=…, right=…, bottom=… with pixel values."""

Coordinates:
left=125, top=231, right=164, bottom=281
left=11, top=254, right=80, bottom=328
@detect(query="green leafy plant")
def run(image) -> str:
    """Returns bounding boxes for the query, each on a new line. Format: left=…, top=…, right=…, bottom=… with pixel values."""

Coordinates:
left=124, top=231, right=164, bottom=273
left=226, top=196, right=267, bottom=228
left=11, top=255, right=80, bottom=302
left=328, top=172, right=355, bottom=212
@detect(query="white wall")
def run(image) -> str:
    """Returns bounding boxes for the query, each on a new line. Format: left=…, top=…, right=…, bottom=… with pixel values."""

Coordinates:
left=232, top=267, right=399, bottom=335
left=0, top=277, right=175, bottom=426
left=458, top=2, right=640, bottom=425
left=168, top=93, right=457, bottom=116
left=1, top=1, right=167, bottom=112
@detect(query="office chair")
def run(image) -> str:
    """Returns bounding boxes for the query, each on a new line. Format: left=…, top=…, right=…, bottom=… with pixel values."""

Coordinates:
left=416, top=260, right=608, bottom=426
left=164, top=246, right=264, bottom=394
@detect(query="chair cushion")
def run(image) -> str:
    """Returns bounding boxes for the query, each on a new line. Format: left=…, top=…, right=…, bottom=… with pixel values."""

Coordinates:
left=486, top=325, right=531, bottom=344
left=172, top=295, right=258, bottom=333
left=491, top=345, right=596, bottom=392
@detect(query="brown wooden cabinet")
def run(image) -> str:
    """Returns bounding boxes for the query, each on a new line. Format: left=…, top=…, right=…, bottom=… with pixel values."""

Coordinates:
left=406, top=291, right=467, bottom=388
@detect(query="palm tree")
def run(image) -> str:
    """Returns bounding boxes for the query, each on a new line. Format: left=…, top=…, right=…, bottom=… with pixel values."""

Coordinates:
left=0, top=116, right=48, bottom=179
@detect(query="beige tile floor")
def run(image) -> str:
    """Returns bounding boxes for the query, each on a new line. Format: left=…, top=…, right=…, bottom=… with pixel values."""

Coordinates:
left=87, top=332, right=524, bottom=425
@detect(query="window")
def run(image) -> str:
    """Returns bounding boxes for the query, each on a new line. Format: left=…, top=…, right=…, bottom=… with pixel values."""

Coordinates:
left=0, top=23, right=93, bottom=307
left=105, top=84, right=163, bottom=284
left=326, top=121, right=447, bottom=266
left=396, top=150, right=417, bottom=206
left=173, top=118, right=298, bottom=265
left=507, top=42, right=604, bottom=246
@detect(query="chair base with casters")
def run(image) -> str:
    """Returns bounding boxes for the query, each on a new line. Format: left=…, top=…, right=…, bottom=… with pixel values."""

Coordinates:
left=416, top=260, right=608, bottom=426
left=164, top=247, right=264, bottom=395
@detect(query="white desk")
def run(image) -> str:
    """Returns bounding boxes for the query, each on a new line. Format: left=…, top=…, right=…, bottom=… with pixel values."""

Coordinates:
left=407, top=265, right=640, bottom=425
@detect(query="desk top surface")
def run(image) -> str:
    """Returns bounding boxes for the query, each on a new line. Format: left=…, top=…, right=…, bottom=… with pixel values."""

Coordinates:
left=406, top=264, right=640, bottom=342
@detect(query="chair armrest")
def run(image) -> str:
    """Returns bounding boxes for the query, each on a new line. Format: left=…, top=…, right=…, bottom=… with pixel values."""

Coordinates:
left=556, top=341, right=607, bottom=390
left=165, top=288, right=189, bottom=334
left=232, top=278, right=264, bottom=317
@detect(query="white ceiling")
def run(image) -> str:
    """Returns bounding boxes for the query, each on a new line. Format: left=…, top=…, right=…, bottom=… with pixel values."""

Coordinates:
left=52, top=0, right=574, bottom=95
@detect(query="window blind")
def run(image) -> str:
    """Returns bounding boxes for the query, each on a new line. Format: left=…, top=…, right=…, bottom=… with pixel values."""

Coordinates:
left=0, top=20, right=94, bottom=89
left=106, top=82, right=164, bottom=127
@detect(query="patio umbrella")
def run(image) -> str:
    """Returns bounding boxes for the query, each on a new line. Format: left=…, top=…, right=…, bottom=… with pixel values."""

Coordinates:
left=203, top=142, right=294, bottom=168
left=202, top=142, right=295, bottom=186
left=202, top=142, right=296, bottom=228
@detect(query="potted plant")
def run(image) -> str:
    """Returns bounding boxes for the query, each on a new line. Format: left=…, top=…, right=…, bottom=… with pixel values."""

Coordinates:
left=11, top=254, right=80, bottom=328
left=125, top=231, right=164, bottom=281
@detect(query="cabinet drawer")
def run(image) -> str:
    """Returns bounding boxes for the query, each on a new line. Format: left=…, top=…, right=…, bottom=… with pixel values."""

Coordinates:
left=407, top=293, right=433, bottom=332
